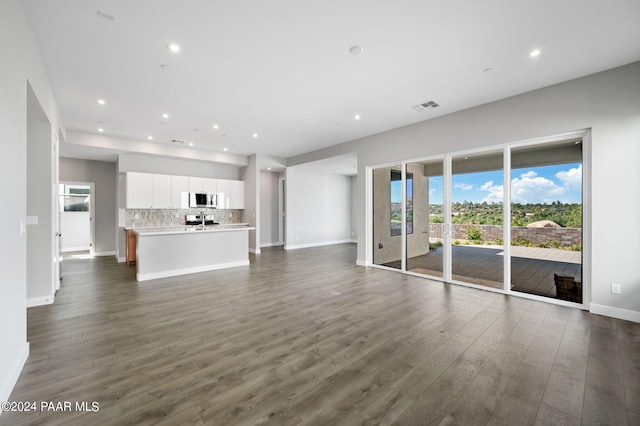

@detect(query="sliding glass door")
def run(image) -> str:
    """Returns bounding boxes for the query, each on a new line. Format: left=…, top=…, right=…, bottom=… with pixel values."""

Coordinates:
left=369, top=132, right=586, bottom=306
left=372, top=165, right=403, bottom=269
left=450, top=150, right=504, bottom=289
left=405, top=159, right=444, bottom=278
left=510, top=140, right=583, bottom=302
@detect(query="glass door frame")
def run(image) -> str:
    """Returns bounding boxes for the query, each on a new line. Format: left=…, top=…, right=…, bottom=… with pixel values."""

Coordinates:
left=366, top=129, right=590, bottom=309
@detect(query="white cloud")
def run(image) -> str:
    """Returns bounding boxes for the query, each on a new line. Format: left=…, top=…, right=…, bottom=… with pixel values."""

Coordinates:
left=556, top=164, right=582, bottom=189
left=454, top=183, right=473, bottom=190
left=509, top=170, right=565, bottom=203
left=480, top=180, right=503, bottom=203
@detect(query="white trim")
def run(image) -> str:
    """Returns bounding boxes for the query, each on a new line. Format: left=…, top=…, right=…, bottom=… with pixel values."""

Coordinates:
left=590, top=304, right=640, bottom=323
left=94, top=251, right=116, bottom=257
left=349, top=239, right=357, bottom=244
left=0, top=343, right=29, bottom=408
left=27, top=295, right=54, bottom=307
left=260, top=242, right=283, bottom=248
left=356, top=259, right=367, bottom=266
left=249, top=248, right=261, bottom=254
left=117, top=256, right=126, bottom=263
left=61, top=246, right=91, bottom=252
left=136, top=260, right=250, bottom=281
left=285, top=239, right=354, bottom=251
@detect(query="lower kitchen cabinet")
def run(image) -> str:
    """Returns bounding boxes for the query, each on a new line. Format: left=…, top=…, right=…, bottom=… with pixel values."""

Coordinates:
left=126, top=229, right=137, bottom=264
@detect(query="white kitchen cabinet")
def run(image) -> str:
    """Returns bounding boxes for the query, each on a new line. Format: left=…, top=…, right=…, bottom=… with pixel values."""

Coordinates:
left=126, top=172, right=154, bottom=208
left=171, top=175, right=189, bottom=209
left=127, top=172, right=243, bottom=210
left=153, top=174, right=172, bottom=208
left=188, top=177, right=204, bottom=193
left=203, top=178, right=217, bottom=194
left=217, top=179, right=245, bottom=209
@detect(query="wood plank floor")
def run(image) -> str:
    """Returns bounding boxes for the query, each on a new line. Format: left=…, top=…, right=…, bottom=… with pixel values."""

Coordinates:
left=3, top=244, right=639, bottom=425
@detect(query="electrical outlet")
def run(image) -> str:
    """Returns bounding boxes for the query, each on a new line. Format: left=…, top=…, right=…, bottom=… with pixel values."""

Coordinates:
left=611, top=283, right=622, bottom=295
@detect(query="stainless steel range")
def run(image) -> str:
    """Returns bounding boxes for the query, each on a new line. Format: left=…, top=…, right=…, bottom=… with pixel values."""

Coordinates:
left=185, top=214, right=219, bottom=226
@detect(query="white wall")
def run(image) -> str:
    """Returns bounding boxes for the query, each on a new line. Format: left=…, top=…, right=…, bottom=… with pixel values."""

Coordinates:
left=117, top=152, right=242, bottom=180
left=26, top=86, right=54, bottom=306
left=285, top=166, right=353, bottom=250
left=0, top=0, right=64, bottom=404
left=260, top=170, right=282, bottom=246
left=351, top=175, right=357, bottom=242
left=241, top=155, right=259, bottom=252
left=287, top=62, right=640, bottom=322
left=60, top=158, right=117, bottom=255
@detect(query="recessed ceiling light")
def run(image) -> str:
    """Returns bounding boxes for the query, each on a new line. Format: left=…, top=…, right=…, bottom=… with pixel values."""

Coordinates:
left=349, top=45, right=364, bottom=55
left=267, top=167, right=271, bottom=171
left=162, top=113, right=169, bottom=119
left=212, top=124, right=219, bottom=130
left=147, top=136, right=153, bottom=140
left=223, top=147, right=228, bottom=152
left=97, top=99, right=106, bottom=105
left=97, top=128, right=104, bottom=132
left=529, top=49, right=541, bottom=58
left=168, top=43, right=181, bottom=53
left=189, top=142, right=194, bottom=146
left=354, top=114, right=361, bottom=120
left=253, top=133, right=259, bottom=138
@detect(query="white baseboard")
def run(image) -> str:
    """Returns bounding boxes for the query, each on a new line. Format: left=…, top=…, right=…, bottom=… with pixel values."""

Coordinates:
left=0, top=342, right=29, bottom=408
left=61, top=246, right=90, bottom=252
left=27, top=295, right=54, bottom=308
left=94, top=251, right=116, bottom=257
left=590, top=303, right=640, bottom=323
left=356, top=259, right=367, bottom=266
left=260, top=242, right=284, bottom=248
left=117, top=256, right=126, bottom=263
left=137, top=260, right=250, bottom=282
left=284, top=239, right=354, bottom=251
left=249, top=248, right=261, bottom=254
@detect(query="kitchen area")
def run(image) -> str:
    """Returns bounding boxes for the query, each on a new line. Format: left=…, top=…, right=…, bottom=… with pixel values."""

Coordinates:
left=123, top=169, right=254, bottom=281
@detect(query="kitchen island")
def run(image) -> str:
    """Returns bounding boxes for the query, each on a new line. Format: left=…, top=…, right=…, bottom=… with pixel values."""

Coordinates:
left=133, top=224, right=254, bottom=281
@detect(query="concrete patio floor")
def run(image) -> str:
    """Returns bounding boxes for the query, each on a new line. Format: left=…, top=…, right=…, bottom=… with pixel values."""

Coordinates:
left=388, top=245, right=582, bottom=301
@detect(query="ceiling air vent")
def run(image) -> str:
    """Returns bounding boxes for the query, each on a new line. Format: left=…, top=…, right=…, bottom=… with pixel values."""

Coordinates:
left=96, top=10, right=117, bottom=22
left=170, top=139, right=185, bottom=144
left=413, top=101, right=440, bottom=112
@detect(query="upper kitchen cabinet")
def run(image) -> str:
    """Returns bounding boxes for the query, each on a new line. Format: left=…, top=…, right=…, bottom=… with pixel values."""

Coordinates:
left=152, top=174, right=172, bottom=208
left=203, top=178, right=217, bottom=194
left=126, top=172, right=154, bottom=208
left=188, top=177, right=204, bottom=193
left=217, top=179, right=245, bottom=209
left=171, top=175, right=189, bottom=209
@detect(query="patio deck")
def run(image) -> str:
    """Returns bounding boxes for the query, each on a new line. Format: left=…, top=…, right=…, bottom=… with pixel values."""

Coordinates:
left=387, top=245, right=582, bottom=301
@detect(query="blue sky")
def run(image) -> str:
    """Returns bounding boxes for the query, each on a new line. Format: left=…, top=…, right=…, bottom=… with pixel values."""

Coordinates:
left=424, top=162, right=582, bottom=205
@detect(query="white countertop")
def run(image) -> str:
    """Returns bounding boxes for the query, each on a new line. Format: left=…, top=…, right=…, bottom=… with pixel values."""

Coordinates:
left=133, top=223, right=254, bottom=236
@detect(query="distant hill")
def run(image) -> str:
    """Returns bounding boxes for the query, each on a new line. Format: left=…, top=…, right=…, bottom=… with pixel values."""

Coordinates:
left=429, top=201, right=582, bottom=228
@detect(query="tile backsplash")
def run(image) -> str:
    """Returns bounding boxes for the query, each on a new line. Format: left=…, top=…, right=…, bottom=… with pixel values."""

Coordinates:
left=126, top=208, right=242, bottom=228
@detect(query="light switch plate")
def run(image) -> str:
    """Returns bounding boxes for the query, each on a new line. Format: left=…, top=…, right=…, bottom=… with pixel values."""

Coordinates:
left=611, top=283, right=622, bottom=294
left=25, top=215, right=38, bottom=225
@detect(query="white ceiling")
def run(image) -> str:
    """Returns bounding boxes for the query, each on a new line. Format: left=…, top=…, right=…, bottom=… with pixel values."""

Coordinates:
left=24, top=0, right=640, bottom=165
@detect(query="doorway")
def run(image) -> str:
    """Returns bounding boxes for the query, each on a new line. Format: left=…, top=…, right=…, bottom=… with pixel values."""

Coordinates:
left=59, top=182, right=95, bottom=257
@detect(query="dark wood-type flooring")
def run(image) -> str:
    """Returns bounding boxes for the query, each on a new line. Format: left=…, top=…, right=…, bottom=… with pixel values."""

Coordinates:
left=3, top=244, right=639, bottom=425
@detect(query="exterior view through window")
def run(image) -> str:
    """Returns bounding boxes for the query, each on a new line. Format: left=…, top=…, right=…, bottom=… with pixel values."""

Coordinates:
left=371, top=136, right=584, bottom=305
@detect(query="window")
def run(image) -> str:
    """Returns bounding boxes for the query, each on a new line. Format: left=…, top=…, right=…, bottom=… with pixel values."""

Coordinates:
left=59, top=184, right=90, bottom=212
left=391, top=170, right=413, bottom=236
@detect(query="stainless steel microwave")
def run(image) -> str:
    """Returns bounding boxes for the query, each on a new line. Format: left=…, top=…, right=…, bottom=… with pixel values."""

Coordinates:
left=189, top=192, right=217, bottom=208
